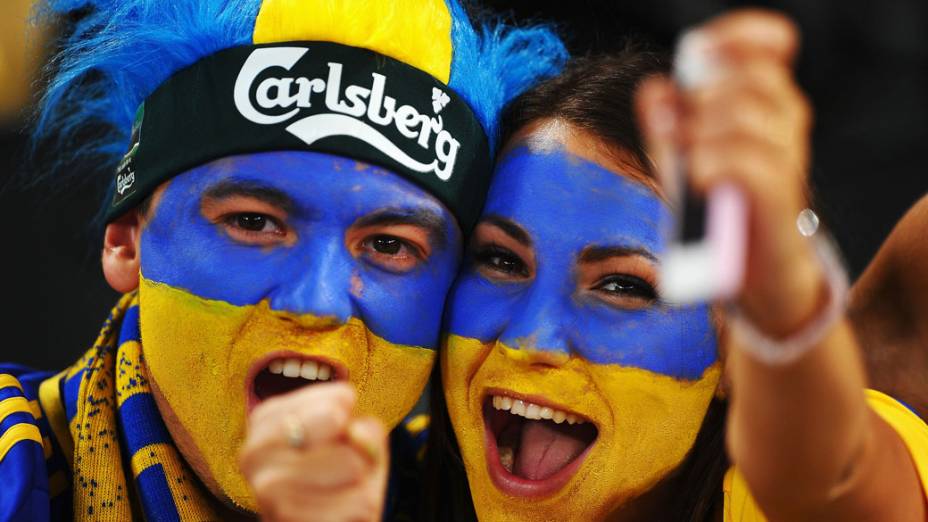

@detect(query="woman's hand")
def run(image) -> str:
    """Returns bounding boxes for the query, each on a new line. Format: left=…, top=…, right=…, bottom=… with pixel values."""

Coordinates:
left=637, top=10, right=925, bottom=522
left=239, top=382, right=389, bottom=522
left=637, top=9, right=822, bottom=337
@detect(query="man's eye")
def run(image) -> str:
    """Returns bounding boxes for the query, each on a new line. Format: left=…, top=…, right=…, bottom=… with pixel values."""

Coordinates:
left=474, top=246, right=528, bottom=277
left=371, top=235, right=403, bottom=255
left=219, top=213, right=288, bottom=246
left=359, top=234, right=424, bottom=273
left=593, top=275, right=657, bottom=303
left=225, top=213, right=281, bottom=233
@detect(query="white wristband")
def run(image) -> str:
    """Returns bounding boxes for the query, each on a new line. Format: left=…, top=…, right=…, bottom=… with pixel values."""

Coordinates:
left=728, top=231, right=849, bottom=366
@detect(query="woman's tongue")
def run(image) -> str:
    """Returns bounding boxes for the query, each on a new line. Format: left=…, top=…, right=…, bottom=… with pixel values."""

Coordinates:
left=512, top=419, right=589, bottom=480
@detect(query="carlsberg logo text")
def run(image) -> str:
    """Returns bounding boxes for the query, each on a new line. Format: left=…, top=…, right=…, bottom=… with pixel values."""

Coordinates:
left=116, top=172, right=135, bottom=195
left=234, top=47, right=461, bottom=181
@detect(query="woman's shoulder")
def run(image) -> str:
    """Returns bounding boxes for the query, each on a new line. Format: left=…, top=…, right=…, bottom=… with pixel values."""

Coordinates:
left=723, top=390, right=928, bottom=522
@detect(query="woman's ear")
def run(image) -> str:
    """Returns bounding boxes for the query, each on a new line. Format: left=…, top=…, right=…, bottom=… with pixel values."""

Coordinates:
left=102, top=210, right=143, bottom=293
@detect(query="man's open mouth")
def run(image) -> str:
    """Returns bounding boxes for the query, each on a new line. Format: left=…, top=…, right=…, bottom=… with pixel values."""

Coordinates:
left=483, top=392, right=598, bottom=497
left=247, top=354, right=348, bottom=412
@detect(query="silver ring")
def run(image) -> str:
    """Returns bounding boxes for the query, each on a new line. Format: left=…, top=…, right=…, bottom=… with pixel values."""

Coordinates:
left=284, top=415, right=306, bottom=450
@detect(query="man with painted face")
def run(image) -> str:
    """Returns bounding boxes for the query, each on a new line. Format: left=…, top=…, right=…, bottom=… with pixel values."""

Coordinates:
left=0, top=0, right=565, bottom=520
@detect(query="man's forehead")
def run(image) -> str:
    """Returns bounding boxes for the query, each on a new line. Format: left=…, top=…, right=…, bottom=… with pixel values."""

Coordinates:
left=176, top=151, right=452, bottom=217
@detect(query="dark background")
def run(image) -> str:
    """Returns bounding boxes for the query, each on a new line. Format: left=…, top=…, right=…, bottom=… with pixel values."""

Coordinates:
left=1, top=0, right=926, bottom=370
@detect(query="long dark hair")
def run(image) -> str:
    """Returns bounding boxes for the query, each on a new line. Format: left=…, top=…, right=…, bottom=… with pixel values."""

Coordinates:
left=423, top=44, right=729, bottom=522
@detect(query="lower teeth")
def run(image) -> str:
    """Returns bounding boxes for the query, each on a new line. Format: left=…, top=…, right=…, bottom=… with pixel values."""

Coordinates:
left=499, top=446, right=514, bottom=473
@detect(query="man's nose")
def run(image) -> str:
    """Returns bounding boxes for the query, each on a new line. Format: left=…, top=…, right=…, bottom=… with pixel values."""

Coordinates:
left=269, top=237, right=355, bottom=323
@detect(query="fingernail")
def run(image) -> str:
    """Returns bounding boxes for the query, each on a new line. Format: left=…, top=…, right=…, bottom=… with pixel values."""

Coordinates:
left=348, top=422, right=380, bottom=464
left=675, top=29, right=721, bottom=89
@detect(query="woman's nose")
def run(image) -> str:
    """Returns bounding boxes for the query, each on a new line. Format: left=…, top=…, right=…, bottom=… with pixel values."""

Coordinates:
left=500, top=282, right=577, bottom=361
left=268, top=238, right=355, bottom=322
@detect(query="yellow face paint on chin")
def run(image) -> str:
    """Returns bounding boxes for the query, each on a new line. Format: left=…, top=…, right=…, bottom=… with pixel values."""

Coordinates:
left=442, top=334, right=721, bottom=522
left=139, top=276, right=435, bottom=511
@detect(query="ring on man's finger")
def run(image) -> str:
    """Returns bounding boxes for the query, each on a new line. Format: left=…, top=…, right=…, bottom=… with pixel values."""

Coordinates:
left=284, top=414, right=306, bottom=450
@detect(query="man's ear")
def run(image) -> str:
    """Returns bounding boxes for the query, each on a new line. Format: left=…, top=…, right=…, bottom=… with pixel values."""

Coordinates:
left=102, top=210, right=143, bottom=293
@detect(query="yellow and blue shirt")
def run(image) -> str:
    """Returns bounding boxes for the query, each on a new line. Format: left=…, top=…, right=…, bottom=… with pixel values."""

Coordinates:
left=724, top=389, right=928, bottom=521
left=0, top=365, right=69, bottom=521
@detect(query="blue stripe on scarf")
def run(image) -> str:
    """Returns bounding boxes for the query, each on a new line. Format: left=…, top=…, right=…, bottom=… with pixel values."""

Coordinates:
left=0, top=411, right=36, bottom=435
left=136, top=464, right=181, bottom=522
left=119, top=393, right=173, bottom=455
left=119, top=307, right=142, bottom=344
left=0, top=386, right=24, bottom=402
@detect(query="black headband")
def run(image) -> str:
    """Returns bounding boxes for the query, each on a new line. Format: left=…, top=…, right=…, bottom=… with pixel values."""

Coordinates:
left=109, top=41, right=491, bottom=231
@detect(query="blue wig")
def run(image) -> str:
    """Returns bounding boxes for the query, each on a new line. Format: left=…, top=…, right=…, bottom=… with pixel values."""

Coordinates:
left=33, top=0, right=567, bottom=201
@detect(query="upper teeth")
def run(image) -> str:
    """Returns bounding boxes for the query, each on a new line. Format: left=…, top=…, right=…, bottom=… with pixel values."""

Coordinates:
left=491, top=395, right=585, bottom=425
left=268, top=358, right=334, bottom=382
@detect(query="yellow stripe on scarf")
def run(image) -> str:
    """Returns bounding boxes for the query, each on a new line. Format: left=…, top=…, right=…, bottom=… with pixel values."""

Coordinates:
left=253, top=0, right=454, bottom=83
left=70, top=317, right=133, bottom=521
left=0, top=396, right=33, bottom=424
left=0, top=423, right=42, bottom=462
left=0, top=395, right=48, bottom=459
left=0, top=374, right=23, bottom=391
left=130, top=442, right=218, bottom=519
left=65, top=293, right=220, bottom=522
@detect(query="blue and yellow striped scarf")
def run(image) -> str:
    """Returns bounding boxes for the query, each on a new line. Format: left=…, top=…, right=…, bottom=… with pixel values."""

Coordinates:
left=48, top=293, right=218, bottom=521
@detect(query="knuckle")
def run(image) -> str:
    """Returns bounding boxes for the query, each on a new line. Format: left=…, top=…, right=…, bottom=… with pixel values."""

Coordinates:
left=238, top=442, right=270, bottom=474
left=250, top=473, right=279, bottom=504
left=344, top=503, right=379, bottom=522
left=340, top=448, right=368, bottom=479
left=237, top=448, right=255, bottom=474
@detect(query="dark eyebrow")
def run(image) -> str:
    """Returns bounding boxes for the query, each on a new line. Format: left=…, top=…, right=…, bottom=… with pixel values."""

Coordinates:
left=202, top=179, right=294, bottom=214
left=352, top=208, right=448, bottom=249
left=481, top=214, right=532, bottom=247
left=578, top=245, right=658, bottom=264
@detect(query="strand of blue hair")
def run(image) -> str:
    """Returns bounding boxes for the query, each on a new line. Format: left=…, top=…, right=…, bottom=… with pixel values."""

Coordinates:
left=32, top=0, right=567, bottom=213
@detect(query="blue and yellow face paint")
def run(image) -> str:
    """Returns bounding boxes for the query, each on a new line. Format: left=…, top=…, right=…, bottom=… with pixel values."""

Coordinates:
left=442, top=143, right=721, bottom=521
left=140, top=151, right=459, bottom=510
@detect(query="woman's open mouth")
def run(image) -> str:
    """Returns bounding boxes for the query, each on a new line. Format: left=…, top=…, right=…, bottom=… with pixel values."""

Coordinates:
left=247, top=353, right=348, bottom=413
left=483, top=391, right=598, bottom=497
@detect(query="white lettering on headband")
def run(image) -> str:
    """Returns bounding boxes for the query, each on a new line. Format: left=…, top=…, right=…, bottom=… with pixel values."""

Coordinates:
left=233, top=47, right=460, bottom=181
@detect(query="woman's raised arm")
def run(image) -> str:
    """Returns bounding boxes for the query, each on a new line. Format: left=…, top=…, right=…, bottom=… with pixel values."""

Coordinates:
left=637, top=10, right=926, bottom=521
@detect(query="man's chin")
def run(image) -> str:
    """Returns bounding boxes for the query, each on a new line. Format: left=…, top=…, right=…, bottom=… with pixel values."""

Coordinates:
left=148, top=374, right=257, bottom=512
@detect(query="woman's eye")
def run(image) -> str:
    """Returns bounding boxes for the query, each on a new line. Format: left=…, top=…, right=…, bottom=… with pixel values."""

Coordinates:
left=474, top=246, right=529, bottom=278
left=594, top=275, right=657, bottom=303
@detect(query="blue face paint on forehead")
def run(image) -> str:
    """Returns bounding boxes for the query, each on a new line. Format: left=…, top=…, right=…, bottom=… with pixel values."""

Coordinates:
left=141, top=150, right=461, bottom=348
left=446, top=145, right=717, bottom=380
left=483, top=147, right=667, bottom=255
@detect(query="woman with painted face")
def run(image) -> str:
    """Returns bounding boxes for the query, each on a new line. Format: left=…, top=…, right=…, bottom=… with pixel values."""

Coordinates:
left=431, top=9, right=928, bottom=522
